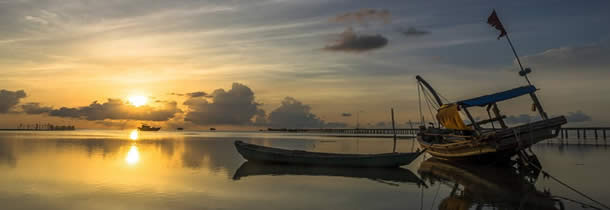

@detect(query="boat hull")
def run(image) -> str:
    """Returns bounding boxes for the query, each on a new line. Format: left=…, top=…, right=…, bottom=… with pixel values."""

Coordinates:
left=138, top=127, right=160, bottom=131
left=234, top=141, right=424, bottom=168
left=417, top=116, right=566, bottom=162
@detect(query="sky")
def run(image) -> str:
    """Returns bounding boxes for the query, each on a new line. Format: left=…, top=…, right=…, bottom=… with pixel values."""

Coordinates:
left=1, top=0, right=609, bottom=130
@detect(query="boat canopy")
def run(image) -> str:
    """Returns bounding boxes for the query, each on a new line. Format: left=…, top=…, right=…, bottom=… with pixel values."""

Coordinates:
left=436, top=104, right=471, bottom=130
left=457, top=85, right=536, bottom=108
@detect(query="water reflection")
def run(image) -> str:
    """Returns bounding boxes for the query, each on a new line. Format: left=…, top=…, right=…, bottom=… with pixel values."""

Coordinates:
left=125, top=144, right=140, bottom=165
left=233, top=161, right=426, bottom=187
left=418, top=158, right=564, bottom=210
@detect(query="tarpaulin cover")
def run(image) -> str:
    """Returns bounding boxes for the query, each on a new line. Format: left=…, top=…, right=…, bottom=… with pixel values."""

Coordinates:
left=457, top=86, right=536, bottom=108
left=436, top=104, right=471, bottom=130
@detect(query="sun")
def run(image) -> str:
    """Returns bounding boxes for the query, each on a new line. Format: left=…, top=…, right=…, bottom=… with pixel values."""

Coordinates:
left=128, top=95, right=148, bottom=107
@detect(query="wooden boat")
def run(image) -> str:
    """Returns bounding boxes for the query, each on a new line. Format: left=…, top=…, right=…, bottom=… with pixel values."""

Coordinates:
left=415, top=75, right=566, bottom=162
left=234, top=140, right=425, bottom=168
left=138, top=124, right=160, bottom=131
left=418, top=158, right=563, bottom=210
left=232, top=161, right=426, bottom=186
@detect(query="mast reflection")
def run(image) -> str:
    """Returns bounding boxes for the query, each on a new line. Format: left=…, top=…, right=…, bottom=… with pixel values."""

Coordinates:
left=418, top=158, right=564, bottom=210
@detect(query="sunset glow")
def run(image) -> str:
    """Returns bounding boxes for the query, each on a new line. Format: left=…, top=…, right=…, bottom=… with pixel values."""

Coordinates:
left=128, top=96, right=148, bottom=107
left=130, top=130, right=139, bottom=140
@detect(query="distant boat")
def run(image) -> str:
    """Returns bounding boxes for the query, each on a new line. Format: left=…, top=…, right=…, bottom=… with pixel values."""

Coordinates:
left=234, top=140, right=425, bottom=168
left=233, top=161, right=426, bottom=186
left=210, top=128, right=216, bottom=131
left=138, top=124, right=161, bottom=131
left=176, top=127, right=184, bottom=131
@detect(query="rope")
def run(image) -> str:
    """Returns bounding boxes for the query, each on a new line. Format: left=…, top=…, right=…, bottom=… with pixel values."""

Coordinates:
left=428, top=183, right=441, bottom=210
left=518, top=148, right=609, bottom=209
left=420, top=86, right=438, bottom=126
left=418, top=82, right=424, bottom=126
left=553, top=195, right=601, bottom=210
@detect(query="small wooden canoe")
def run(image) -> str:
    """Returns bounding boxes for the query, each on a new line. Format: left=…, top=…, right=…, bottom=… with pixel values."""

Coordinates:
left=234, top=140, right=425, bottom=168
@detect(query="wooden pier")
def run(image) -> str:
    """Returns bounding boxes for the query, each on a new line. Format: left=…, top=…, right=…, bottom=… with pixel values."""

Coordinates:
left=267, top=128, right=419, bottom=135
left=268, top=127, right=610, bottom=145
left=557, top=127, right=609, bottom=145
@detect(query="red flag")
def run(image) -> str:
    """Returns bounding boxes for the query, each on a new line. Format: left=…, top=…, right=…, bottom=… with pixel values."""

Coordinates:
left=487, top=10, right=507, bottom=39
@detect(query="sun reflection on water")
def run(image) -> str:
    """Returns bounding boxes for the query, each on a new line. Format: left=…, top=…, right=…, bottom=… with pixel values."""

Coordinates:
left=125, top=144, right=140, bottom=165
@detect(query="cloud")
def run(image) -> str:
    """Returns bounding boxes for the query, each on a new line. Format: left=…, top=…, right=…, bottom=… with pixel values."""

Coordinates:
left=331, top=9, right=391, bottom=25
left=46, top=99, right=181, bottom=121
left=325, top=122, right=348, bottom=128
left=565, top=111, right=592, bottom=123
left=398, top=27, right=430, bottom=37
left=21, top=103, right=53, bottom=114
left=324, top=27, right=388, bottom=52
left=0, top=89, right=26, bottom=113
left=24, top=16, right=49, bottom=25
left=521, top=42, right=610, bottom=71
left=183, top=83, right=265, bottom=125
left=187, top=91, right=208, bottom=98
left=505, top=114, right=540, bottom=124
left=341, top=112, right=352, bottom=117
left=268, top=97, right=325, bottom=128
left=505, top=111, right=592, bottom=124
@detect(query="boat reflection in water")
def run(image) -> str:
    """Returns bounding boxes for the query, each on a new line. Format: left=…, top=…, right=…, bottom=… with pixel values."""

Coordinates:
left=233, top=161, right=426, bottom=187
left=418, top=158, right=564, bottom=210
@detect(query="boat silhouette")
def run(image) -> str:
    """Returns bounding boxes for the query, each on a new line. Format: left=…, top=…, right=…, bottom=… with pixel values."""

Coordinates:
left=234, top=140, right=425, bottom=168
left=233, top=161, right=426, bottom=187
left=137, top=124, right=161, bottom=131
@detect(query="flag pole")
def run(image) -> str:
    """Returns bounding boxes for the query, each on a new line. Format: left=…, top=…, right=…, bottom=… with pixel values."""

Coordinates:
left=504, top=34, right=532, bottom=85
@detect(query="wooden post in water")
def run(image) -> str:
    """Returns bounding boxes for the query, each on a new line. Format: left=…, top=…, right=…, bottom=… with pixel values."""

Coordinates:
left=409, top=120, right=415, bottom=152
left=391, top=108, right=397, bottom=153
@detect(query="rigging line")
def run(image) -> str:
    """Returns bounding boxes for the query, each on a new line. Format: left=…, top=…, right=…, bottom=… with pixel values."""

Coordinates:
left=421, top=87, right=439, bottom=110
left=423, top=92, right=438, bottom=127
left=420, top=86, right=439, bottom=126
left=428, top=182, right=441, bottom=210
left=553, top=195, right=601, bottom=210
left=418, top=82, right=424, bottom=126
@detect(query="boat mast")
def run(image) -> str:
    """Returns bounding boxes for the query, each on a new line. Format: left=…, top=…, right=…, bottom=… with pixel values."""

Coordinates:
left=415, top=75, right=443, bottom=107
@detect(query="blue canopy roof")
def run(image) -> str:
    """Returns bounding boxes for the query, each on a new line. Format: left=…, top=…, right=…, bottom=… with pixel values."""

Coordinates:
left=457, top=85, right=537, bottom=108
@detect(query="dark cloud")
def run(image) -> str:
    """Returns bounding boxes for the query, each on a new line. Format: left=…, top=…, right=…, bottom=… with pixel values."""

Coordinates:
left=341, top=112, right=352, bottom=117
left=324, top=27, right=388, bottom=52
left=187, top=91, right=208, bottom=98
left=0, top=89, right=26, bottom=113
left=21, top=103, right=52, bottom=114
left=325, top=122, right=348, bottom=128
left=47, top=99, right=181, bottom=121
left=505, top=114, right=539, bottom=124
left=184, top=83, right=265, bottom=125
left=398, top=27, right=430, bottom=37
left=331, top=8, right=391, bottom=25
left=268, top=97, right=325, bottom=128
left=565, top=111, right=592, bottom=123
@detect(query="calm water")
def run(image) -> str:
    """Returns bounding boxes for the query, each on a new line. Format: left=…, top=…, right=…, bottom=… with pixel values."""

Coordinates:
left=0, top=130, right=608, bottom=210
